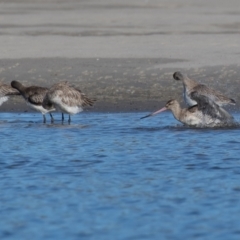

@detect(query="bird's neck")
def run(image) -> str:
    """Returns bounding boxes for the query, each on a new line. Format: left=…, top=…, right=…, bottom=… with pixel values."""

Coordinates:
left=170, top=103, right=182, bottom=121
left=12, top=82, right=25, bottom=94
left=183, top=76, right=198, bottom=89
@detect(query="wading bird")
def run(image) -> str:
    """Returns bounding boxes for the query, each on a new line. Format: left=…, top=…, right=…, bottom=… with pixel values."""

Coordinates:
left=173, top=71, right=236, bottom=107
left=11, top=80, right=55, bottom=123
left=42, top=81, right=95, bottom=123
left=141, top=91, right=234, bottom=127
left=0, top=83, right=20, bottom=107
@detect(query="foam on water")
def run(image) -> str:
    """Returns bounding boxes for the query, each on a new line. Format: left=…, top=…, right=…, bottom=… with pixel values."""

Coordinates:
left=1, top=112, right=240, bottom=240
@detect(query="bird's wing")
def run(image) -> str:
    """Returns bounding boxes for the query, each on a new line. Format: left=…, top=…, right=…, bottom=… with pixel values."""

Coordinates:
left=192, top=84, right=235, bottom=105
left=62, top=87, right=96, bottom=107
left=0, top=84, right=20, bottom=96
left=188, top=105, right=198, bottom=113
left=190, top=91, right=232, bottom=121
left=28, top=92, right=45, bottom=106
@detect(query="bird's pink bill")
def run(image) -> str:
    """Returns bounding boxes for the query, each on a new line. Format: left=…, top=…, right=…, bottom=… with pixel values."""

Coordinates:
left=140, top=107, right=167, bottom=119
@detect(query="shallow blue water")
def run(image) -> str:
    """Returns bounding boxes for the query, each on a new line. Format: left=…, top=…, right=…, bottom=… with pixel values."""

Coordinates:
left=1, top=111, right=240, bottom=240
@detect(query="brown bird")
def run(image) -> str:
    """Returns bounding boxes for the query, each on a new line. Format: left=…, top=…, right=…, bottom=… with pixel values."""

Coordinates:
left=141, top=91, right=234, bottom=127
left=11, top=80, right=55, bottom=123
left=173, top=71, right=236, bottom=107
left=0, top=83, right=20, bottom=106
left=42, top=81, right=96, bottom=123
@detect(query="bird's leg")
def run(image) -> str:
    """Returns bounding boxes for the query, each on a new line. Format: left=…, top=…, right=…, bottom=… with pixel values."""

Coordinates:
left=43, top=114, right=46, bottom=124
left=62, top=113, right=64, bottom=122
left=68, top=115, right=71, bottom=124
left=49, top=113, right=54, bottom=123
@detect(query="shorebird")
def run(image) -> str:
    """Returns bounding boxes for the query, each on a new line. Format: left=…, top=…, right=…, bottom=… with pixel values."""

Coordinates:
left=11, top=80, right=55, bottom=123
left=42, top=81, right=96, bottom=123
left=0, top=83, right=20, bottom=106
left=173, top=71, right=236, bottom=107
left=141, top=91, right=234, bottom=127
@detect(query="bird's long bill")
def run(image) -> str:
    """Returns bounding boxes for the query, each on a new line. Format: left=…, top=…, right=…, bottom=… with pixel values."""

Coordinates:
left=140, top=107, right=167, bottom=119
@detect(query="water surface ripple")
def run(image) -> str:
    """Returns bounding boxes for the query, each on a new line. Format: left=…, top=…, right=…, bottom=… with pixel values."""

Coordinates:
left=1, top=112, right=240, bottom=240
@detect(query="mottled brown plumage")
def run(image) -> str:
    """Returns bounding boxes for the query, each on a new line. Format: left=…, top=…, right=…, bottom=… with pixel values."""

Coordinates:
left=0, top=83, right=20, bottom=96
left=141, top=92, right=234, bottom=127
left=173, top=71, right=236, bottom=107
left=0, top=83, right=20, bottom=106
left=43, top=81, right=96, bottom=123
left=11, top=80, right=55, bottom=123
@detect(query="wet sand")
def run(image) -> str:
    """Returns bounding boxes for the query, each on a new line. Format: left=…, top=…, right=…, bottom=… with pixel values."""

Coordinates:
left=0, top=0, right=240, bottom=112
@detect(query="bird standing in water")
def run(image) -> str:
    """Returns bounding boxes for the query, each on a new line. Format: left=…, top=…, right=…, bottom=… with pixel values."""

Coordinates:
left=0, top=83, right=20, bottom=106
left=11, top=80, right=55, bottom=123
left=42, top=81, right=96, bottom=123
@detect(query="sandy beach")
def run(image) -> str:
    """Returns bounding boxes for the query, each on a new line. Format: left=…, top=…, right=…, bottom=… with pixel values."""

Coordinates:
left=0, top=0, right=240, bottom=112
